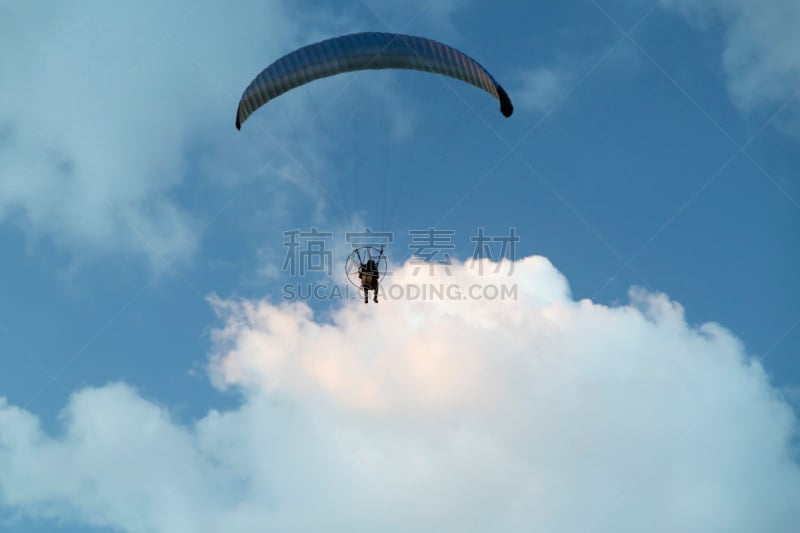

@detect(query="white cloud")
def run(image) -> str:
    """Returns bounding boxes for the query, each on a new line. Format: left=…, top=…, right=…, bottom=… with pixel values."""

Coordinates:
left=662, top=0, right=800, bottom=117
left=0, top=1, right=362, bottom=269
left=1, top=256, right=798, bottom=532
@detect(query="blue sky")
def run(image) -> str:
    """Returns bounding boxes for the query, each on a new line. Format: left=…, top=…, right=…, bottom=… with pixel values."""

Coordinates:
left=1, top=1, right=799, bottom=532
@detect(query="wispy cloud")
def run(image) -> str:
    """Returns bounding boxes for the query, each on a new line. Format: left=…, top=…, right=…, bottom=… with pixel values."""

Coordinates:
left=0, top=1, right=335, bottom=269
left=662, top=0, right=800, bottom=120
left=515, top=67, right=575, bottom=114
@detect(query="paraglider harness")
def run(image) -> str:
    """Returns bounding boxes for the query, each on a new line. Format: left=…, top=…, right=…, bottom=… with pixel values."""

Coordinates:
left=358, top=247, right=383, bottom=304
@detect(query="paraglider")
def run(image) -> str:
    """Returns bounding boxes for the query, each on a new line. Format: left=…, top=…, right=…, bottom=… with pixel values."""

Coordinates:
left=236, top=33, right=513, bottom=304
left=345, top=247, right=387, bottom=304
left=235, top=31, right=513, bottom=130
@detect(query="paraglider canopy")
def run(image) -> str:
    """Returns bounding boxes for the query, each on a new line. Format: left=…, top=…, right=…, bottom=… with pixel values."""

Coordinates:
left=235, top=32, right=513, bottom=130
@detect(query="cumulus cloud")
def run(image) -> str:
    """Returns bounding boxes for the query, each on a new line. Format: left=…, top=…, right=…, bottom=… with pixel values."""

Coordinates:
left=662, top=0, right=800, bottom=117
left=1, top=256, right=798, bottom=532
